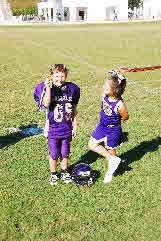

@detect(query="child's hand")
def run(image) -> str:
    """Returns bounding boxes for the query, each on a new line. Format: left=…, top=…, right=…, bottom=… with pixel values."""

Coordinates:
left=45, top=77, right=52, bottom=88
left=118, top=67, right=128, bottom=73
left=72, top=127, right=77, bottom=139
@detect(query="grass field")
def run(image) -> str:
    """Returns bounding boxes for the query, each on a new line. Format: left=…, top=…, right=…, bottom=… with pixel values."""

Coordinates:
left=0, top=21, right=161, bottom=241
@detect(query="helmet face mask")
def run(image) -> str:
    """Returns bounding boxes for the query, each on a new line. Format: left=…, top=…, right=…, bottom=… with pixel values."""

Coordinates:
left=72, top=163, right=96, bottom=186
left=76, top=175, right=92, bottom=185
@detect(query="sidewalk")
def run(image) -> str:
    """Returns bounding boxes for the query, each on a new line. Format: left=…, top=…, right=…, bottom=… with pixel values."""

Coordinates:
left=0, top=18, right=161, bottom=26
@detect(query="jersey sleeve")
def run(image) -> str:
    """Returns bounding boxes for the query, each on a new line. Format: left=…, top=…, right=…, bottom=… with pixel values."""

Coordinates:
left=73, top=85, right=80, bottom=106
left=34, top=82, right=46, bottom=111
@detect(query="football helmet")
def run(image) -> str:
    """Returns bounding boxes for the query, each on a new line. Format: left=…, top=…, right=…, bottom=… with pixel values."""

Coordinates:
left=72, top=163, right=96, bottom=186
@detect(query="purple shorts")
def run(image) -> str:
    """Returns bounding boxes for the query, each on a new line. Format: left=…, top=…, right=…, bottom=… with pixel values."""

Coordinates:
left=48, top=136, right=72, bottom=160
left=91, top=123, right=123, bottom=149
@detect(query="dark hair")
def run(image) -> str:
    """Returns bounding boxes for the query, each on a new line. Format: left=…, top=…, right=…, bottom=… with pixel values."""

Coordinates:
left=49, top=64, right=69, bottom=75
left=107, top=70, right=126, bottom=98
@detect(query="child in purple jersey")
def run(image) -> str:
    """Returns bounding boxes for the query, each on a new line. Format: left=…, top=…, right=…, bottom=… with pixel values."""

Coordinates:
left=34, top=64, right=80, bottom=185
left=88, top=70, right=129, bottom=184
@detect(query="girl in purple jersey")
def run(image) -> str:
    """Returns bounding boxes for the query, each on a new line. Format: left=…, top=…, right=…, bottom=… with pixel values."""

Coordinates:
left=88, top=70, right=129, bottom=183
left=34, top=64, right=80, bottom=185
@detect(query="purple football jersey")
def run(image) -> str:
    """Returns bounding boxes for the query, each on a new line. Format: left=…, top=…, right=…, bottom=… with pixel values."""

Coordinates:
left=34, top=82, right=80, bottom=138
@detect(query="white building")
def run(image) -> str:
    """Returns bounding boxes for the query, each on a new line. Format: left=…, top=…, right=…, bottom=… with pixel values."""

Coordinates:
left=0, top=0, right=12, bottom=21
left=143, top=0, right=161, bottom=18
left=37, top=0, right=128, bottom=22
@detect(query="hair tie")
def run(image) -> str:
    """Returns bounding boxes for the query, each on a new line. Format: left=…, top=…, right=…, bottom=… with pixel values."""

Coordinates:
left=108, top=70, right=126, bottom=84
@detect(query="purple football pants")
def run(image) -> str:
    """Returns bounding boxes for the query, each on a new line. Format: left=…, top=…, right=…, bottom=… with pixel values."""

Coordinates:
left=48, top=136, right=72, bottom=160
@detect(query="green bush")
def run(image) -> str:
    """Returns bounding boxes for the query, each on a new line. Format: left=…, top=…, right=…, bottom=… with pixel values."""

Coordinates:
left=11, top=6, right=38, bottom=16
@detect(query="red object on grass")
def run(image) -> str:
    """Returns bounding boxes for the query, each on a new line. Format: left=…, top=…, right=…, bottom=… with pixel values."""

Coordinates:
left=119, top=65, right=161, bottom=72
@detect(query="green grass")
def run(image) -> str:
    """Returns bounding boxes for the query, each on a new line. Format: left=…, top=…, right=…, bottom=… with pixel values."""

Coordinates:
left=0, top=22, right=161, bottom=241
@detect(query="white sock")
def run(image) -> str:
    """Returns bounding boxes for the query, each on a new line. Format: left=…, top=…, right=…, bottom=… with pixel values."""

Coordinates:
left=103, top=156, right=121, bottom=184
left=108, top=156, right=121, bottom=175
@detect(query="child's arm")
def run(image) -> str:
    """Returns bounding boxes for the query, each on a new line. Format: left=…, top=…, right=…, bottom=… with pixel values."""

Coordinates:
left=72, top=106, right=78, bottom=138
left=72, top=85, right=80, bottom=138
left=42, top=78, right=52, bottom=108
left=118, top=102, right=129, bottom=120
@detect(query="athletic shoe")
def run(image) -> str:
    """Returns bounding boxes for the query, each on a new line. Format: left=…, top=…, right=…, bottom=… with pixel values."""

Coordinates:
left=50, top=173, right=59, bottom=185
left=103, top=156, right=121, bottom=184
left=61, top=171, right=72, bottom=184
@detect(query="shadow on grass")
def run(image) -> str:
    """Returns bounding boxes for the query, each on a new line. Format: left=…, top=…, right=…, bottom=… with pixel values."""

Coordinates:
left=72, top=131, right=129, bottom=167
left=69, top=132, right=129, bottom=182
left=70, top=134, right=161, bottom=179
left=114, top=136, right=161, bottom=176
left=0, top=124, right=43, bottom=149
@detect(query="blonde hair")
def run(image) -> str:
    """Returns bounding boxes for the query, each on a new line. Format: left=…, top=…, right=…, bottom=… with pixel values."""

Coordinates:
left=49, top=64, right=68, bottom=75
left=46, top=64, right=69, bottom=80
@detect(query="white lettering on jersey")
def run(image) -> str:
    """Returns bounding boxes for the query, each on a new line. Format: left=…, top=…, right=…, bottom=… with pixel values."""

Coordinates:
left=103, top=100, right=112, bottom=116
left=54, top=95, right=72, bottom=102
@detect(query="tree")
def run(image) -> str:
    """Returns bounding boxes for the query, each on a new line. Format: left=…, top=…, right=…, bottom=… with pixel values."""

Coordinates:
left=8, top=0, right=39, bottom=9
left=9, top=0, right=38, bottom=16
left=128, top=0, right=143, bottom=9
